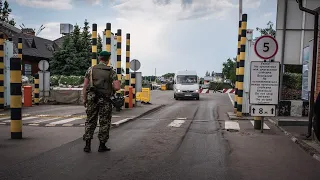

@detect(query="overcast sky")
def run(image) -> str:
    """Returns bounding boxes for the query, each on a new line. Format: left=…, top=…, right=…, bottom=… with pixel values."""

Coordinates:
left=9, top=0, right=277, bottom=76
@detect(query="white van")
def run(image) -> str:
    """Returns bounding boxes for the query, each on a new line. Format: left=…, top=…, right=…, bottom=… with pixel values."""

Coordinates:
left=173, top=70, right=200, bottom=100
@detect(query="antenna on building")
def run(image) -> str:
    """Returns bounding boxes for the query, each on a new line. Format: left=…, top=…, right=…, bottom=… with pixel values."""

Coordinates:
left=36, top=24, right=46, bottom=36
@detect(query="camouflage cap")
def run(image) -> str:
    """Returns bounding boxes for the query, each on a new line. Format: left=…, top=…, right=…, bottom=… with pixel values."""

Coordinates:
left=99, top=51, right=111, bottom=57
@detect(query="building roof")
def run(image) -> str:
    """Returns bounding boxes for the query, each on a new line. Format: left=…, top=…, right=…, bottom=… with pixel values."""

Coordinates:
left=53, top=35, right=66, bottom=49
left=12, top=33, right=55, bottom=59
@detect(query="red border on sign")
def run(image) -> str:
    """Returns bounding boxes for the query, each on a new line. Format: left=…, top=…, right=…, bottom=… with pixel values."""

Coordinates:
left=254, top=35, right=278, bottom=60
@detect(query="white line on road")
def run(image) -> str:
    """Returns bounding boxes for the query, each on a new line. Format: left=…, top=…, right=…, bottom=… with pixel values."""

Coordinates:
left=168, top=120, right=185, bottom=127
left=176, top=117, right=187, bottom=120
left=224, top=121, right=240, bottom=130
left=228, top=93, right=234, bottom=105
left=3, top=116, right=38, bottom=123
left=0, top=117, right=9, bottom=120
left=111, top=118, right=132, bottom=126
left=250, top=121, right=270, bottom=130
left=49, top=117, right=82, bottom=124
left=30, top=117, right=62, bottom=123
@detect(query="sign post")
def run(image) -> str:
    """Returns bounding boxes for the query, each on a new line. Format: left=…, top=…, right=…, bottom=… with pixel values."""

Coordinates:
left=250, top=35, right=279, bottom=132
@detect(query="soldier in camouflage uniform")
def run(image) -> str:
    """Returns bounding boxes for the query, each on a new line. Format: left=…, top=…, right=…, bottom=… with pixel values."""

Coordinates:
left=82, top=51, right=120, bottom=153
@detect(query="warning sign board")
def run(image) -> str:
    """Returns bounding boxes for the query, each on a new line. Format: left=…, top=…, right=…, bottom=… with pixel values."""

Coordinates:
left=250, top=61, right=280, bottom=105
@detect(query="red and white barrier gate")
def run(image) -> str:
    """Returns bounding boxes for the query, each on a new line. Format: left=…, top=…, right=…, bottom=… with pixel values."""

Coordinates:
left=199, top=89, right=209, bottom=93
left=222, top=89, right=235, bottom=94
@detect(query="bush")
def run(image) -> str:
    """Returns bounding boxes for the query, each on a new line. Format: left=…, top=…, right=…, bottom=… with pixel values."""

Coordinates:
left=58, top=75, right=84, bottom=86
left=282, top=72, right=302, bottom=90
left=281, top=72, right=302, bottom=100
left=209, top=82, right=233, bottom=90
left=50, top=75, right=60, bottom=86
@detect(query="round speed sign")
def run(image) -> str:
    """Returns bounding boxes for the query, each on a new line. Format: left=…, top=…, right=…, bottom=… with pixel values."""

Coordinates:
left=254, top=35, right=278, bottom=60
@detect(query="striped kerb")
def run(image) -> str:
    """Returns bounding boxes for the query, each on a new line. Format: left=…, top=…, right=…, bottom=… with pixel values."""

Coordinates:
left=234, top=20, right=242, bottom=113
left=236, top=14, right=247, bottom=117
left=92, top=24, right=97, bottom=66
left=116, top=29, right=122, bottom=95
left=0, top=34, right=4, bottom=109
left=34, top=74, right=39, bottom=105
left=125, top=33, right=130, bottom=108
left=106, top=23, right=111, bottom=66
left=10, top=58, right=22, bottom=139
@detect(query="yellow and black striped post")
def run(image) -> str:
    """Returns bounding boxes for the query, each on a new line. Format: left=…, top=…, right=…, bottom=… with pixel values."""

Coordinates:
left=116, top=29, right=122, bottom=96
left=10, top=57, right=22, bottom=139
left=125, top=33, right=130, bottom=108
left=0, top=34, right=4, bottom=110
left=34, top=74, right=39, bottom=105
left=18, top=38, right=23, bottom=72
left=236, top=14, right=247, bottom=117
left=105, top=23, right=111, bottom=66
left=92, top=23, right=97, bottom=66
left=234, top=20, right=242, bottom=114
left=131, top=72, right=136, bottom=107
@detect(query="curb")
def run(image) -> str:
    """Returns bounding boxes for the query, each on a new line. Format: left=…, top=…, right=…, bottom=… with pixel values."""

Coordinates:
left=268, top=118, right=320, bottom=163
left=111, top=104, right=166, bottom=128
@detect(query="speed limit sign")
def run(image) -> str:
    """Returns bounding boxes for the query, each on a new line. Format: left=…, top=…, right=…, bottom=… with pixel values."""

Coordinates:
left=254, top=35, right=278, bottom=60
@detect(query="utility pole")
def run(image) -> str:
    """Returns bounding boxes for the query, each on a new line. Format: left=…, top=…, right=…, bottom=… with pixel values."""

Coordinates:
left=239, top=0, right=243, bottom=21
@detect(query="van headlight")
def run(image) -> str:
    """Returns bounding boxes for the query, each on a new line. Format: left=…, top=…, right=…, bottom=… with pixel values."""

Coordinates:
left=176, top=89, right=181, bottom=92
left=195, top=89, right=199, bottom=93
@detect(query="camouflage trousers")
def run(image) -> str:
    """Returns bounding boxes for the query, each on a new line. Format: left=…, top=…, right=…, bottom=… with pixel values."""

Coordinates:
left=83, top=91, right=113, bottom=143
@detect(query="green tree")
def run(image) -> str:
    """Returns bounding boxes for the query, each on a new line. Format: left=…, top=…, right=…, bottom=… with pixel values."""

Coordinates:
left=79, top=19, right=92, bottom=75
left=72, top=24, right=82, bottom=52
left=0, top=0, right=15, bottom=26
left=205, top=71, right=210, bottom=76
left=222, top=58, right=236, bottom=83
left=50, top=35, right=79, bottom=76
left=162, top=73, right=175, bottom=79
left=256, top=21, right=276, bottom=37
left=97, top=33, right=103, bottom=53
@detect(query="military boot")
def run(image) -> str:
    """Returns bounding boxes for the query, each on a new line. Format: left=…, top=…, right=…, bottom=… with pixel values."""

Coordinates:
left=84, top=140, right=91, bottom=153
left=98, top=142, right=111, bottom=152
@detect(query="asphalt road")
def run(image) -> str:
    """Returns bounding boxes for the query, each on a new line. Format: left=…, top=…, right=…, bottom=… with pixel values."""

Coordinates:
left=1, top=92, right=320, bottom=180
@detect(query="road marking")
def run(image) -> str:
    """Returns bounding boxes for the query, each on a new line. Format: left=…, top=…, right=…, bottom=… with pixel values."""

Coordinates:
left=62, top=124, right=74, bottom=127
left=45, top=124, right=56, bottom=127
left=28, top=124, right=39, bottom=126
left=112, top=118, right=132, bottom=126
left=3, top=116, right=38, bottom=123
left=0, top=122, right=6, bottom=125
left=168, top=120, right=185, bottom=127
left=176, top=117, right=187, bottom=120
left=49, top=117, right=81, bottom=124
left=224, top=121, right=240, bottom=130
left=228, top=93, right=234, bottom=105
left=0, top=117, right=9, bottom=120
left=250, top=121, right=270, bottom=130
left=112, top=115, right=121, bottom=118
left=30, top=117, right=62, bottom=123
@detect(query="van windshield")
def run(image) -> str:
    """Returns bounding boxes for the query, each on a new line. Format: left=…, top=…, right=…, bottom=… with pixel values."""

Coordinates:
left=177, top=75, right=197, bottom=84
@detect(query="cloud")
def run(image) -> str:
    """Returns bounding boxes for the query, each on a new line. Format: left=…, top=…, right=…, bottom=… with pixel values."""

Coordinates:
left=13, top=0, right=73, bottom=10
left=112, top=0, right=237, bottom=21
left=243, top=0, right=261, bottom=8
left=263, top=12, right=273, bottom=17
left=37, top=22, right=61, bottom=40
left=12, top=0, right=103, bottom=10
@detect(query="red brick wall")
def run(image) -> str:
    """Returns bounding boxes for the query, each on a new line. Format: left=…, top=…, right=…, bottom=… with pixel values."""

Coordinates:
left=316, top=33, right=320, bottom=99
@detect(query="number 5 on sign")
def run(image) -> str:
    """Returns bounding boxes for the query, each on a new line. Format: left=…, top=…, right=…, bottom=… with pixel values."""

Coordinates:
left=254, top=35, right=278, bottom=60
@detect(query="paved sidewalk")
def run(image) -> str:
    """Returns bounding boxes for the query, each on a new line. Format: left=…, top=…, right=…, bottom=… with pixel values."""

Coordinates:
left=268, top=118, right=320, bottom=162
